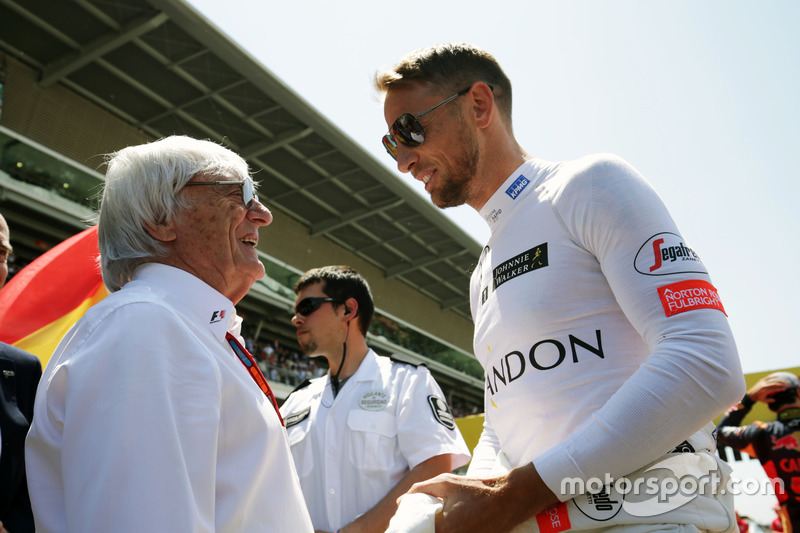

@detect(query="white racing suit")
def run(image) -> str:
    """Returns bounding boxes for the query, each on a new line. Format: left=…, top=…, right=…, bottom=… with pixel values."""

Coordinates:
left=467, top=155, right=744, bottom=533
left=387, top=427, right=735, bottom=533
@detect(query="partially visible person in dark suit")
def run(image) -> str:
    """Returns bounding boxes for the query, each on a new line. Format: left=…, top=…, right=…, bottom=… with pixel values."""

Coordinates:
left=0, top=212, right=42, bottom=533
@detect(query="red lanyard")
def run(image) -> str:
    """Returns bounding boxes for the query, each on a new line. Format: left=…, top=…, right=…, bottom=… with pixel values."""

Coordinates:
left=226, top=333, right=284, bottom=426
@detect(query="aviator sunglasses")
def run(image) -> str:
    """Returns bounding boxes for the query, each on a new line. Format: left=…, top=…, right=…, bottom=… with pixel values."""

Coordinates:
left=295, top=297, right=344, bottom=317
left=184, top=176, right=259, bottom=208
left=381, top=84, right=493, bottom=161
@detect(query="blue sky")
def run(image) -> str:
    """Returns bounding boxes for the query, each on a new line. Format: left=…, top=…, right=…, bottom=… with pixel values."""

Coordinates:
left=187, top=0, right=799, bottom=376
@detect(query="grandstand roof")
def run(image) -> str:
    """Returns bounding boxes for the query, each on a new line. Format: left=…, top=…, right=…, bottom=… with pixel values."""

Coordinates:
left=0, top=0, right=482, bottom=321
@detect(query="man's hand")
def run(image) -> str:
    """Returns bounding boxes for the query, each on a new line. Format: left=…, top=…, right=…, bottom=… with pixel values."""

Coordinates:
left=404, top=463, right=559, bottom=533
left=748, top=375, right=792, bottom=404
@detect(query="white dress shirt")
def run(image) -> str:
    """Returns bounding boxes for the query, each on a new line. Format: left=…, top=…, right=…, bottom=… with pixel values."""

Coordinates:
left=26, top=263, right=313, bottom=532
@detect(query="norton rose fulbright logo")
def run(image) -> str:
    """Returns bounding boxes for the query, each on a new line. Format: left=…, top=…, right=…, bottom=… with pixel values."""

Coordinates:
left=657, top=279, right=726, bottom=317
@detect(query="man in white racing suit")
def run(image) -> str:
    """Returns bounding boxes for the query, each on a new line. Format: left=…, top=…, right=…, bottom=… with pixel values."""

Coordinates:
left=375, top=42, right=745, bottom=533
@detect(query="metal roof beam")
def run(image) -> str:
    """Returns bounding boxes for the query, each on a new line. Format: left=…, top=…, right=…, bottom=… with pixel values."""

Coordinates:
left=73, top=0, right=123, bottom=27
left=438, top=295, right=467, bottom=311
left=240, top=127, right=314, bottom=159
left=310, top=201, right=470, bottom=301
left=132, top=40, right=280, bottom=142
left=252, top=158, right=337, bottom=214
left=40, top=13, right=170, bottom=87
left=306, top=147, right=340, bottom=163
left=366, top=234, right=470, bottom=309
left=141, top=78, right=249, bottom=126
left=358, top=226, right=440, bottom=254
left=168, top=48, right=208, bottom=68
left=95, top=58, right=224, bottom=143
left=385, top=248, right=471, bottom=278
left=0, top=0, right=75, bottom=47
left=309, top=198, right=404, bottom=237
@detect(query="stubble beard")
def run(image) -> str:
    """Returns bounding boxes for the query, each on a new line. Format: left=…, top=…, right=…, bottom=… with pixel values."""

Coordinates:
left=430, top=128, right=481, bottom=209
left=297, top=335, right=317, bottom=357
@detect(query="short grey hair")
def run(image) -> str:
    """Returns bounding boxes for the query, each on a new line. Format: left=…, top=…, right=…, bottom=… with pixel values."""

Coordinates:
left=98, top=135, right=251, bottom=292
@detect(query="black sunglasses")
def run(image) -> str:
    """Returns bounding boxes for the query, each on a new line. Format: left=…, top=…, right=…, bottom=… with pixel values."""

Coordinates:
left=294, top=297, right=343, bottom=317
left=381, top=84, right=493, bottom=161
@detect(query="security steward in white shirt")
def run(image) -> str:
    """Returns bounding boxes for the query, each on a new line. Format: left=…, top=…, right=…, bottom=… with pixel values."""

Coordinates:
left=280, top=265, right=471, bottom=533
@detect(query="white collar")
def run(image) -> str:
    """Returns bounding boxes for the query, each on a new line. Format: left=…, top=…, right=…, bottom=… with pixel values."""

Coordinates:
left=479, top=159, right=542, bottom=230
left=128, top=263, right=240, bottom=342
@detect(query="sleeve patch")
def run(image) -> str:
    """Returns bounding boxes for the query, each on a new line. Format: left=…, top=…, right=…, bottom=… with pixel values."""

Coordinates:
left=634, top=232, right=707, bottom=276
left=657, top=279, right=726, bottom=317
left=536, top=502, right=571, bottom=533
left=427, top=395, right=455, bottom=430
left=284, top=407, right=310, bottom=428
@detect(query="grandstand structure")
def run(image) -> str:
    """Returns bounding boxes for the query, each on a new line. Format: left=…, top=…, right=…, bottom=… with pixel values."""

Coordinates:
left=0, top=0, right=485, bottom=409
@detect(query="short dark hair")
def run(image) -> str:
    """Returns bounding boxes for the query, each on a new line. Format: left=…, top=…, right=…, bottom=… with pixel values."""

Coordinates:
left=374, top=42, right=513, bottom=125
left=294, top=265, right=374, bottom=336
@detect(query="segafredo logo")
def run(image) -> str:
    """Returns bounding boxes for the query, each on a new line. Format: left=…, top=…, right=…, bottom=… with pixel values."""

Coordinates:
left=634, top=232, right=707, bottom=276
left=573, top=484, right=622, bottom=521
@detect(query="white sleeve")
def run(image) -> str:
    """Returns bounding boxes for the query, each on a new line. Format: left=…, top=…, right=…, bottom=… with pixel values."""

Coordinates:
left=533, top=155, right=745, bottom=493
left=396, top=365, right=471, bottom=471
left=28, top=302, right=222, bottom=532
left=466, top=414, right=503, bottom=478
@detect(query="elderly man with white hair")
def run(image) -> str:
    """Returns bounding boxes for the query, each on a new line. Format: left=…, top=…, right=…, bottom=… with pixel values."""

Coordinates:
left=25, top=136, right=314, bottom=533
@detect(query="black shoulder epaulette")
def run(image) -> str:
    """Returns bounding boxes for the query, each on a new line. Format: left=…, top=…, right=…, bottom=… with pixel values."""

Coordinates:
left=289, top=378, right=313, bottom=395
left=388, top=356, right=426, bottom=369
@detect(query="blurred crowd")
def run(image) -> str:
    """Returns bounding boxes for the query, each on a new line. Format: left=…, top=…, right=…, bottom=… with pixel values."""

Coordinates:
left=244, top=335, right=326, bottom=388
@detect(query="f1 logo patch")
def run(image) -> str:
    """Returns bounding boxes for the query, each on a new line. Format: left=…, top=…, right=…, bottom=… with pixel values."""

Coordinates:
left=428, top=396, right=455, bottom=430
left=210, top=309, right=226, bottom=324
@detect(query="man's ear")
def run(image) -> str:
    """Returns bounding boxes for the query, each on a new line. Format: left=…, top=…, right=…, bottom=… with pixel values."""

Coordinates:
left=344, top=298, right=359, bottom=321
left=144, top=220, right=177, bottom=243
left=471, top=82, right=495, bottom=130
